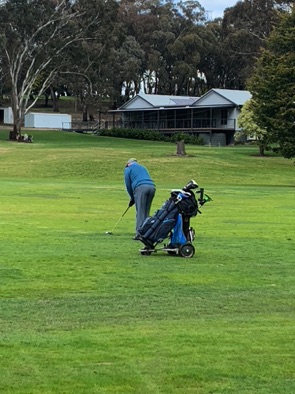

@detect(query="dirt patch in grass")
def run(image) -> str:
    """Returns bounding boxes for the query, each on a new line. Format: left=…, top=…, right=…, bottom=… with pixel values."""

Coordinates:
left=168, top=154, right=197, bottom=158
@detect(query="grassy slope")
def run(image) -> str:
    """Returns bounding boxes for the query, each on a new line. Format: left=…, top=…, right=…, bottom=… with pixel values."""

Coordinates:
left=0, top=130, right=294, bottom=393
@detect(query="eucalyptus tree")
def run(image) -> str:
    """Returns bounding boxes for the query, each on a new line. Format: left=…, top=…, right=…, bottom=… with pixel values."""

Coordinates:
left=0, top=0, right=102, bottom=139
left=112, top=0, right=207, bottom=99
left=248, top=7, right=295, bottom=159
left=59, top=0, right=119, bottom=119
left=0, top=0, right=78, bottom=138
left=112, top=0, right=174, bottom=102
left=195, top=18, right=229, bottom=90
left=162, top=0, right=206, bottom=95
left=219, top=0, right=293, bottom=89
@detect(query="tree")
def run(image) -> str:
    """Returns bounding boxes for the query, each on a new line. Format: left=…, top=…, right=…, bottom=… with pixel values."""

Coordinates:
left=59, top=0, right=119, bottom=119
left=158, top=0, right=206, bottom=95
left=0, top=0, right=98, bottom=139
left=198, top=19, right=230, bottom=90
left=237, top=99, right=270, bottom=155
left=113, top=0, right=175, bottom=101
left=202, top=0, right=293, bottom=90
left=112, top=35, right=145, bottom=103
left=248, top=7, right=295, bottom=159
left=114, top=0, right=207, bottom=98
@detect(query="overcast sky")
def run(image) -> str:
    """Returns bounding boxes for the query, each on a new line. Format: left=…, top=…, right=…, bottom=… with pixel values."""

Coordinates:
left=200, top=0, right=239, bottom=19
left=0, top=0, right=239, bottom=20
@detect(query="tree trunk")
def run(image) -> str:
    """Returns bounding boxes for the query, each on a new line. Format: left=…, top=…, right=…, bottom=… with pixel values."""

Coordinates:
left=50, top=86, right=59, bottom=112
left=9, top=123, right=21, bottom=141
left=45, top=93, right=49, bottom=107
left=176, top=140, right=186, bottom=156
left=9, top=130, right=18, bottom=141
left=82, top=104, right=88, bottom=122
left=259, top=143, right=265, bottom=156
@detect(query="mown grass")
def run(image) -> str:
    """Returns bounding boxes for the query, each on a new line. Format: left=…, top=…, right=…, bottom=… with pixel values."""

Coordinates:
left=0, top=130, right=294, bottom=393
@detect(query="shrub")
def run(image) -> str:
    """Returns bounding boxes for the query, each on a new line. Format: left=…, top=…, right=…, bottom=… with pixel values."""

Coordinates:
left=170, top=132, right=204, bottom=145
left=98, top=128, right=204, bottom=145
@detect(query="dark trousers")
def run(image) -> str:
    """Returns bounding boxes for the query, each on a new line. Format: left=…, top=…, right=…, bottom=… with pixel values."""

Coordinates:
left=134, top=184, right=156, bottom=232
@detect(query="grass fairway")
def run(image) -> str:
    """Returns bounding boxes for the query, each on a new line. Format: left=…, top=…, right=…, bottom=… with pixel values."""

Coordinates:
left=0, top=130, right=294, bottom=394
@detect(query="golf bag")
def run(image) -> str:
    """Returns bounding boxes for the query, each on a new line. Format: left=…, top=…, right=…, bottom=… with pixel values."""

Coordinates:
left=137, top=180, right=210, bottom=256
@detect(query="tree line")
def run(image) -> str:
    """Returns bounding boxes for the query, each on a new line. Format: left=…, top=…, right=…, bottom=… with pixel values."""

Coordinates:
left=0, top=0, right=294, bottom=158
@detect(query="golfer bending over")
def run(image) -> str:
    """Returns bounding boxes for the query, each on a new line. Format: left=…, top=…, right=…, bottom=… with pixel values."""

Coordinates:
left=124, top=158, right=156, bottom=239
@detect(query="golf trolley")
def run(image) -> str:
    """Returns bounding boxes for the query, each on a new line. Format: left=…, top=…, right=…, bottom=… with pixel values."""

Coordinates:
left=137, top=180, right=211, bottom=258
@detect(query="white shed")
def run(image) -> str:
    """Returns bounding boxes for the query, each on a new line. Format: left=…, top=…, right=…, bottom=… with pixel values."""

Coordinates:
left=0, top=107, right=14, bottom=124
left=24, top=112, right=71, bottom=129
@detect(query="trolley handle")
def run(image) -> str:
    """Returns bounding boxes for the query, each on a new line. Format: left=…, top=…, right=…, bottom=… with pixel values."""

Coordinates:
left=199, top=188, right=204, bottom=201
left=197, top=188, right=212, bottom=207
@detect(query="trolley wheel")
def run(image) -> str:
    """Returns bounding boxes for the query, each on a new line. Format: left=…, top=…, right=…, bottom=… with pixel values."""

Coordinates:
left=140, top=247, right=152, bottom=256
left=167, top=250, right=177, bottom=255
left=179, top=243, right=195, bottom=258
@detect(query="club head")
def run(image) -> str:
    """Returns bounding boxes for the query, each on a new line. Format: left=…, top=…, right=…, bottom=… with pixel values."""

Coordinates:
left=105, top=231, right=113, bottom=235
left=183, top=179, right=198, bottom=191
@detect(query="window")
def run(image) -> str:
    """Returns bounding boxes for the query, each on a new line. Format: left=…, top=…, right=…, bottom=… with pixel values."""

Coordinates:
left=221, top=109, right=227, bottom=125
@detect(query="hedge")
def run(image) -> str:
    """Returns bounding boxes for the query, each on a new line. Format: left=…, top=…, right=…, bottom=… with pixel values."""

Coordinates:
left=98, top=128, right=204, bottom=145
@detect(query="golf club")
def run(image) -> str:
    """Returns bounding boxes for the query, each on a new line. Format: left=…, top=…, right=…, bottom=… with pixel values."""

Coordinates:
left=105, top=206, right=130, bottom=235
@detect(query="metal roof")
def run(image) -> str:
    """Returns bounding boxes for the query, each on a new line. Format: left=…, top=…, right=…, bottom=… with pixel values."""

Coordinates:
left=115, top=89, right=251, bottom=112
left=209, top=89, right=251, bottom=105
left=138, top=94, right=199, bottom=107
left=119, top=93, right=199, bottom=110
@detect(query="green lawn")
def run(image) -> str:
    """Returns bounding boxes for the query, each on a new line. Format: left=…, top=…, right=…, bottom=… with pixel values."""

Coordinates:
left=0, top=130, right=294, bottom=393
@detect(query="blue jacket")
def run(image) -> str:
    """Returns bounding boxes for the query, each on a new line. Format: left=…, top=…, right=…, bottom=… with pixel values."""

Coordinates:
left=124, top=162, right=155, bottom=199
